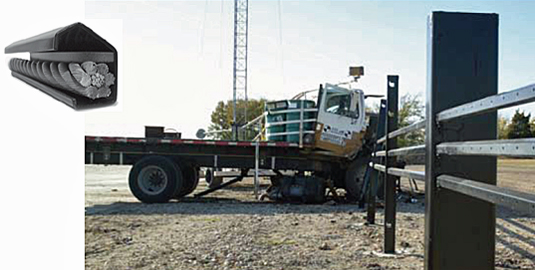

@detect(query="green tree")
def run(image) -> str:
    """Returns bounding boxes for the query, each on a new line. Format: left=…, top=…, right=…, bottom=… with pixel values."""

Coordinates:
left=505, top=110, right=533, bottom=139
left=497, top=115, right=509, bottom=139
left=208, top=99, right=267, bottom=140
left=397, top=93, right=425, bottom=147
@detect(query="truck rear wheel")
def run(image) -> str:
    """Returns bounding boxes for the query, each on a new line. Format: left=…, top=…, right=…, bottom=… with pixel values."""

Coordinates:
left=129, top=156, right=183, bottom=203
left=175, top=165, right=199, bottom=198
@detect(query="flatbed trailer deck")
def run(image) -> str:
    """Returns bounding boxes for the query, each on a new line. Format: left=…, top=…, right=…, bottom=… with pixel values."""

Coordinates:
left=85, top=134, right=372, bottom=203
left=85, top=136, right=344, bottom=171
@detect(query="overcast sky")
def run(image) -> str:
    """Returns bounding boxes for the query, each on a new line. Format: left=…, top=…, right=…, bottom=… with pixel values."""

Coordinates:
left=85, top=0, right=535, bottom=138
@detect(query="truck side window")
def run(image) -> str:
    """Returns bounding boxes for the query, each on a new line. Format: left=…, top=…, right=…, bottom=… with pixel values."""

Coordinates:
left=325, top=93, right=359, bottom=119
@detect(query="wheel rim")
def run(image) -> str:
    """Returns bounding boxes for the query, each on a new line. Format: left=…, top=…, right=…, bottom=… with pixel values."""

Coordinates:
left=137, top=165, right=168, bottom=195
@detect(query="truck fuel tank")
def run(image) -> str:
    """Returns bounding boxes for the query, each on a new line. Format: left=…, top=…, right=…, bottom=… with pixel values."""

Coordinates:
left=266, top=176, right=326, bottom=203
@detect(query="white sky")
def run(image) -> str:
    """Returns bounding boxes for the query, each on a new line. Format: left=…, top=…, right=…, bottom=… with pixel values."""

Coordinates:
left=85, top=1, right=535, bottom=138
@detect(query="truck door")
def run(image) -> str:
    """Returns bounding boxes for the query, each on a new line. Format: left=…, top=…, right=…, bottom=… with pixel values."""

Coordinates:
left=314, top=84, right=366, bottom=156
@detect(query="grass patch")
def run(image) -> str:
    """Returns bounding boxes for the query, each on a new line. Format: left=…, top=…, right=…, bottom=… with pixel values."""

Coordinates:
left=194, top=217, right=221, bottom=223
left=264, top=238, right=297, bottom=246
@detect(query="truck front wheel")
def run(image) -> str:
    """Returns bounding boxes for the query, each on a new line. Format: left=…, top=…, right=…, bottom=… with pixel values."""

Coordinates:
left=129, top=156, right=183, bottom=203
left=344, top=161, right=367, bottom=202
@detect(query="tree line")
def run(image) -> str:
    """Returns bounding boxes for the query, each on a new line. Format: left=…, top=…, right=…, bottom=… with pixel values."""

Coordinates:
left=499, top=110, right=535, bottom=139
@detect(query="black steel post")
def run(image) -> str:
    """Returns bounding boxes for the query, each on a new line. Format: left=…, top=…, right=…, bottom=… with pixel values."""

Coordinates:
left=384, top=75, right=398, bottom=253
left=367, top=99, right=387, bottom=224
left=424, top=12, right=498, bottom=270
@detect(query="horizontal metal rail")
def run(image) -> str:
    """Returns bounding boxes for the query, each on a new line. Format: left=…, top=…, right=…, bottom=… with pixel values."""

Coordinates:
left=205, top=129, right=231, bottom=135
left=377, top=120, right=426, bottom=144
left=265, top=130, right=315, bottom=137
left=377, top=136, right=386, bottom=144
left=371, top=163, right=425, bottom=181
left=374, top=150, right=386, bottom=157
left=437, top=174, right=535, bottom=215
left=437, top=83, right=535, bottom=122
left=437, top=138, right=535, bottom=158
left=372, top=163, right=386, bottom=172
left=389, top=120, right=426, bottom=139
left=389, top=144, right=426, bottom=156
left=264, top=119, right=316, bottom=127
left=374, top=144, right=426, bottom=157
left=388, top=167, right=426, bottom=182
left=267, top=108, right=318, bottom=115
left=239, top=112, right=267, bottom=130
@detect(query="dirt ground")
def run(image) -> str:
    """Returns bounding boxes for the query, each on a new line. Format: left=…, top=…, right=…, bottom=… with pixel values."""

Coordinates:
left=85, top=159, right=535, bottom=270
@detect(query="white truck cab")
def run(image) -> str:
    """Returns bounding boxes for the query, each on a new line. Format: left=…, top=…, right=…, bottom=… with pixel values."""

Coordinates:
left=264, top=67, right=368, bottom=157
left=314, top=83, right=367, bottom=156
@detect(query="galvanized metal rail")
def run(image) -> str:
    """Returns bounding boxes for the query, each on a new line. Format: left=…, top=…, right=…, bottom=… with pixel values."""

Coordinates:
left=437, top=175, right=535, bottom=215
left=371, top=163, right=425, bottom=182
left=377, top=120, right=425, bottom=144
left=437, top=138, right=535, bottom=158
left=374, top=144, right=426, bottom=157
left=437, top=83, right=535, bottom=122
left=366, top=13, right=535, bottom=270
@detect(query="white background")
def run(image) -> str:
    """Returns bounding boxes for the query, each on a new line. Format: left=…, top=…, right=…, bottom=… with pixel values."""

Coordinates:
left=0, top=1, right=120, bottom=269
left=1, top=1, right=534, bottom=269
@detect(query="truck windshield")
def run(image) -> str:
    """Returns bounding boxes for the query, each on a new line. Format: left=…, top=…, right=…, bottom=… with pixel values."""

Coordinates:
left=325, top=93, right=359, bottom=119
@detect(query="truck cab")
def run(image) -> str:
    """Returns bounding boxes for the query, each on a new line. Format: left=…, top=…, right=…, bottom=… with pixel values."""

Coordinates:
left=265, top=83, right=367, bottom=157
left=315, top=83, right=367, bottom=156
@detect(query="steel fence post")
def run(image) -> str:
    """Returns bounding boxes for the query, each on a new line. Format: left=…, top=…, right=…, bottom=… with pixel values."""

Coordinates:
left=367, top=99, right=387, bottom=224
left=384, top=75, right=398, bottom=253
left=424, top=11, right=498, bottom=270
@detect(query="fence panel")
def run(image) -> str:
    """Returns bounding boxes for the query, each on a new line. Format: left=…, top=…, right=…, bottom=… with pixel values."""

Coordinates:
left=365, top=10, right=534, bottom=270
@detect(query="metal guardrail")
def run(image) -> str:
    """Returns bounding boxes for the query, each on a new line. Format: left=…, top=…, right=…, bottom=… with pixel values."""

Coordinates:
left=437, top=175, right=535, bottom=215
left=437, top=138, right=535, bottom=157
left=371, top=163, right=425, bottom=182
left=366, top=12, right=535, bottom=270
left=374, top=144, right=426, bottom=157
left=437, top=83, right=535, bottom=122
left=377, top=120, right=425, bottom=144
left=432, top=71, right=535, bottom=215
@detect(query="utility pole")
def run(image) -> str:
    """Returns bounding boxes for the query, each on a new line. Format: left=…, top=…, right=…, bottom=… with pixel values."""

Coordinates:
left=232, top=0, right=248, bottom=141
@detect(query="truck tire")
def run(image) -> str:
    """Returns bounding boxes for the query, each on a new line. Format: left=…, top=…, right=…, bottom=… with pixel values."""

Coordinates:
left=129, top=156, right=183, bottom=203
left=344, top=161, right=367, bottom=202
left=204, top=168, right=223, bottom=188
left=175, top=165, right=199, bottom=197
left=204, top=168, right=213, bottom=185
left=209, top=176, right=223, bottom=188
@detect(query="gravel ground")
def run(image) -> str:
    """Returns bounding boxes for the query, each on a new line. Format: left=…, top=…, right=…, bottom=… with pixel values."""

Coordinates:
left=85, top=160, right=535, bottom=270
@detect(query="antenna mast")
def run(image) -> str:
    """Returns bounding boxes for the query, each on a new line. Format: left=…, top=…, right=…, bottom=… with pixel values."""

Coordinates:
left=232, top=0, right=248, bottom=140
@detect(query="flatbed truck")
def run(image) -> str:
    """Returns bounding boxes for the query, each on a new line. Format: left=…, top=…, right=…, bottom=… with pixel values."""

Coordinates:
left=85, top=72, right=381, bottom=203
